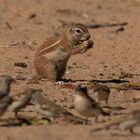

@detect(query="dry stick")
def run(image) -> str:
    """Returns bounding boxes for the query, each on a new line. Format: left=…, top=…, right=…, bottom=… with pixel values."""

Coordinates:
left=60, top=81, right=140, bottom=91
left=61, top=78, right=140, bottom=91
left=58, top=19, right=128, bottom=29
left=5, top=22, right=13, bottom=29
left=102, top=82, right=140, bottom=90
left=85, top=22, right=128, bottom=29
left=88, top=79, right=140, bottom=90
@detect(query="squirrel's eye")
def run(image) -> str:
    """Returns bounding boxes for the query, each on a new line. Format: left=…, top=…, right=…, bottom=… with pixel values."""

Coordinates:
left=75, top=28, right=82, bottom=34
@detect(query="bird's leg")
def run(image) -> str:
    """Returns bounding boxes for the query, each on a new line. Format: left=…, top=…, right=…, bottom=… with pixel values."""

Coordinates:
left=83, top=117, right=89, bottom=125
left=94, top=116, right=98, bottom=123
left=129, top=127, right=134, bottom=134
left=106, top=100, right=108, bottom=106
left=104, top=100, right=110, bottom=108
left=14, top=111, right=18, bottom=117
left=94, top=96, right=98, bottom=103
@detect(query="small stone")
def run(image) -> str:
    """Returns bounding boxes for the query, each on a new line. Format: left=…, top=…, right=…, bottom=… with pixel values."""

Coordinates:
left=14, top=62, right=28, bottom=68
left=72, top=62, right=77, bottom=66
left=99, top=73, right=104, bottom=76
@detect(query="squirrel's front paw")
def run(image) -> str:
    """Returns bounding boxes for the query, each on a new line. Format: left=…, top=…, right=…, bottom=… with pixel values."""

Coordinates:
left=83, top=40, right=94, bottom=49
left=80, top=40, right=93, bottom=53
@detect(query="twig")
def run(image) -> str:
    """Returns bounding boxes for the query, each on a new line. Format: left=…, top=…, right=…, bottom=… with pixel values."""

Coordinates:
left=58, top=19, right=128, bottom=29
left=5, top=22, right=13, bottom=29
left=85, top=22, right=128, bottom=29
left=89, top=81, right=140, bottom=91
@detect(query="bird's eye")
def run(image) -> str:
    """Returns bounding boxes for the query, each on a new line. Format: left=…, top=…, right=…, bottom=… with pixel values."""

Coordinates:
left=75, top=28, right=82, bottom=34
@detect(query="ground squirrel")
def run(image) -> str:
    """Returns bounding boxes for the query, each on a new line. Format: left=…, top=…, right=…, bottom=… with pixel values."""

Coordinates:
left=34, top=24, right=93, bottom=82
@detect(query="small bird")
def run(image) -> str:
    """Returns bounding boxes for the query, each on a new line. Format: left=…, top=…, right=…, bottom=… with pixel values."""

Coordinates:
left=92, top=109, right=140, bottom=135
left=0, top=75, right=14, bottom=99
left=74, top=84, right=109, bottom=121
left=0, top=95, right=13, bottom=117
left=32, top=90, right=89, bottom=124
left=8, top=88, right=38, bottom=116
left=92, top=82, right=110, bottom=106
left=118, top=110, right=140, bottom=135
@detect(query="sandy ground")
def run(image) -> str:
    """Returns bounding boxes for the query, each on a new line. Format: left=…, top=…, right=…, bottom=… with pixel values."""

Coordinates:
left=0, top=0, right=140, bottom=139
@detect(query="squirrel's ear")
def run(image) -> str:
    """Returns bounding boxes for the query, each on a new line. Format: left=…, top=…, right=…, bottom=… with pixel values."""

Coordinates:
left=58, top=19, right=75, bottom=28
left=68, top=26, right=75, bottom=33
left=69, top=28, right=73, bottom=33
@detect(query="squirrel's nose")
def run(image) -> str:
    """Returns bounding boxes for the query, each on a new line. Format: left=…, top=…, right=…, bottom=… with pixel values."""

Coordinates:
left=81, top=34, right=91, bottom=41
